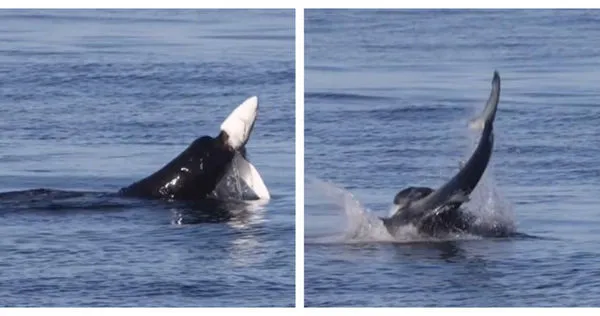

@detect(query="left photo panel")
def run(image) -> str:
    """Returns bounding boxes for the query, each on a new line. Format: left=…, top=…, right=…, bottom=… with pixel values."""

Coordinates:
left=0, top=9, right=295, bottom=307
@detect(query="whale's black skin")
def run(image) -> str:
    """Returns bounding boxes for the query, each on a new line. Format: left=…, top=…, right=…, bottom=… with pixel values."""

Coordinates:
left=392, top=187, right=433, bottom=206
left=382, top=71, right=501, bottom=238
left=385, top=187, right=476, bottom=237
left=119, top=131, right=241, bottom=201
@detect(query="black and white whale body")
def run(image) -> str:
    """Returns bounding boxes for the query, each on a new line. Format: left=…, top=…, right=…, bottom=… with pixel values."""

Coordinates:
left=119, top=96, right=270, bottom=202
left=381, top=71, right=501, bottom=238
left=0, top=97, right=270, bottom=223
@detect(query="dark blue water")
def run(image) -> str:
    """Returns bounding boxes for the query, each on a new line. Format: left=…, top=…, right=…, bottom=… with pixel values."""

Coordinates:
left=305, top=9, right=600, bottom=307
left=0, top=9, right=294, bottom=307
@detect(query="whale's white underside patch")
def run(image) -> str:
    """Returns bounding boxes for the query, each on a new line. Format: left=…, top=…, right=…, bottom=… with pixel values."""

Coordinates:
left=211, top=152, right=270, bottom=202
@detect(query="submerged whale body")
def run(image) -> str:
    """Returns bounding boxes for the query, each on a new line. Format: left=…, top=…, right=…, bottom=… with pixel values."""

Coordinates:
left=381, top=71, right=507, bottom=238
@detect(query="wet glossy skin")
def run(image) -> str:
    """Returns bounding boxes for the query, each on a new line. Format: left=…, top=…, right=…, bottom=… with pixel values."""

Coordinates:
left=119, top=134, right=236, bottom=201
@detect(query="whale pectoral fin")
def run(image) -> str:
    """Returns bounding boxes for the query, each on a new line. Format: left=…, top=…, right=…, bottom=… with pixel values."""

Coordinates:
left=239, top=159, right=271, bottom=200
left=220, top=96, right=259, bottom=150
left=468, top=71, right=500, bottom=131
left=231, top=153, right=270, bottom=200
left=211, top=152, right=270, bottom=201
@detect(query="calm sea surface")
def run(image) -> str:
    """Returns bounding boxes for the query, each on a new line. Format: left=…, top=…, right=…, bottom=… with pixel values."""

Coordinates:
left=305, top=9, right=600, bottom=307
left=0, top=9, right=295, bottom=307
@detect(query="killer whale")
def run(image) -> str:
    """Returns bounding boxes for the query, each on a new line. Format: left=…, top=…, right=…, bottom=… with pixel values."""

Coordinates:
left=119, top=96, right=270, bottom=202
left=381, top=71, right=501, bottom=238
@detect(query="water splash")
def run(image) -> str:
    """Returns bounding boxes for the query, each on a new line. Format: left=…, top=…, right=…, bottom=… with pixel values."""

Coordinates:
left=305, top=125, right=516, bottom=243
left=465, top=166, right=516, bottom=235
left=305, top=177, right=394, bottom=243
left=462, top=116, right=516, bottom=235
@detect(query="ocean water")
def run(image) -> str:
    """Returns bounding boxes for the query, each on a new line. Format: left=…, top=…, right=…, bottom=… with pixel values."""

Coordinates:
left=0, top=9, right=295, bottom=307
left=305, top=9, right=600, bottom=307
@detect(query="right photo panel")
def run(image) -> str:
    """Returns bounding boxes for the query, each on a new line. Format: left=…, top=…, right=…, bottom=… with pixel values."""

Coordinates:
left=304, top=9, right=600, bottom=307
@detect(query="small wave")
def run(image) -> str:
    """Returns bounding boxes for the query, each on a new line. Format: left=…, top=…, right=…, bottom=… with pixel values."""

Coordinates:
left=0, top=188, right=141, bottom=212
left=0, top=188, right=267, bottom=226
left=199, top=34, right=294, bottom=41
left=0, top=11, right=195, bottom=25
left=305, top=92, right=395, bottom=102
left=365, top=104, right=466, bottom=123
